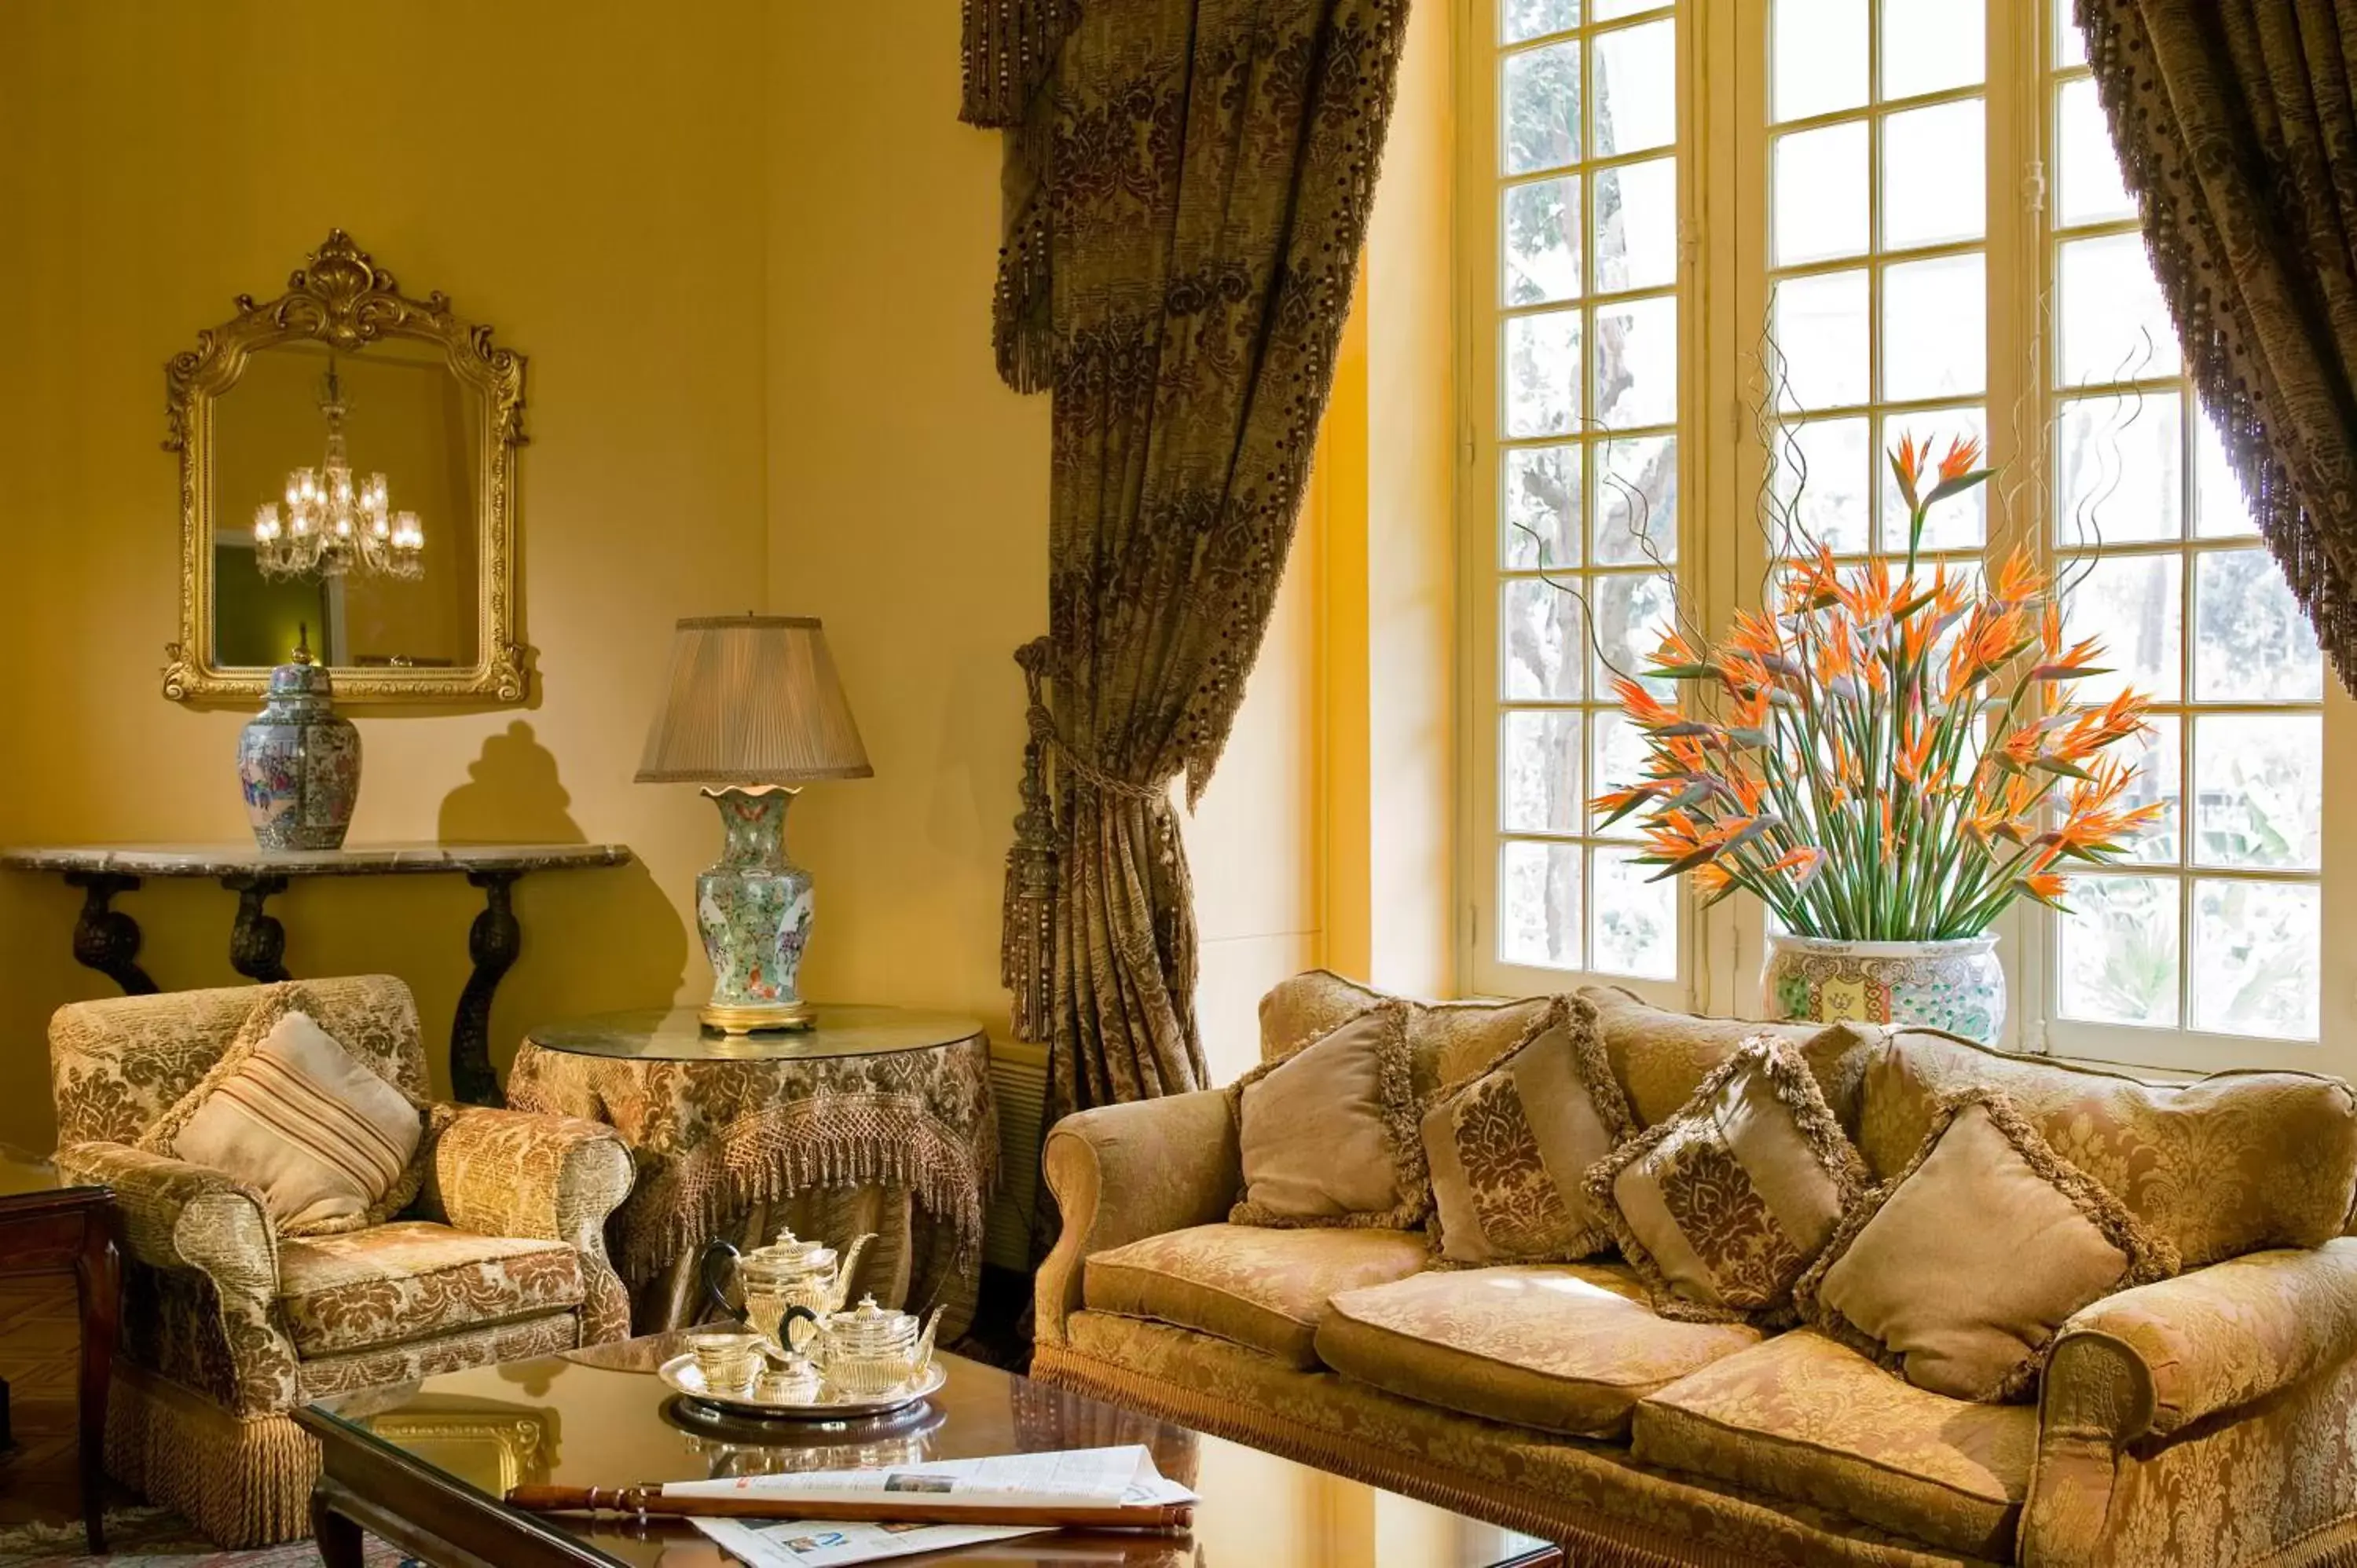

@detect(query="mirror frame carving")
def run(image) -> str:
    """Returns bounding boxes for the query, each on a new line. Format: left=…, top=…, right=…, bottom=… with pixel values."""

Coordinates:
left=163, top=229, right=530, bottom=705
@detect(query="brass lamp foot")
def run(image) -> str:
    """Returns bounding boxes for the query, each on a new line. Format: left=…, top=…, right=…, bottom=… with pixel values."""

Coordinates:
left=698, top=999, right=816, bottom=1035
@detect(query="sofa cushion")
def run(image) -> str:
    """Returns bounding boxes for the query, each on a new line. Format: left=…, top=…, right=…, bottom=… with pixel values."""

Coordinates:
left=1318, top=1262, right=1761, bottom=1438
left=1423, top=996, right=1632, bottom=1265
left=1083, top=1223, right=1428, bottom=1368
left=147, top=999, right=427, bottom=1237
left=1259, top=970, right=1557, bottom=1107
left=1858, top=1028, right=2357, bottom=1266
left=1582, top=985, right=1882, bottom=1130
left=1231, top=1004, right=1426, bottom=1229
left=277, top=1221, right=585, bottom=1358
left=1633, top=1330, right=2036, bottom=1560
left=1798, top=1091, right=2179, bottom=1402
left=1586, top=1037, right=1868, bottom=1325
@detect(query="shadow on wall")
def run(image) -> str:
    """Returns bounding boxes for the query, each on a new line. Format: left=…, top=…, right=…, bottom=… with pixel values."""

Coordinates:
left=435, top=720, right=688, bottom=1086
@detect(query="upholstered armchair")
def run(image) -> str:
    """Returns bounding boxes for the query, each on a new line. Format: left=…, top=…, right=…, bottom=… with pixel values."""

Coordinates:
left=47, top=976, right=635, bottom=1548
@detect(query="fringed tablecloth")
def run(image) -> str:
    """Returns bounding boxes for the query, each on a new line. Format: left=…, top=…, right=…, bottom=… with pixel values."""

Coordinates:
left=505, top=1009, right=999, bottom=1340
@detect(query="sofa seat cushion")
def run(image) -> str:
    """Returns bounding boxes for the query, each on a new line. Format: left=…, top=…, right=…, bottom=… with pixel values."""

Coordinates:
left=1318, top=1262, right=1761, bottom=1438
left=277, top=1222, right=585, bottom=1358
left=1083, top=1224, right=1428, bottom=1368
left=1633, top=1330, right=2035, bottom=1560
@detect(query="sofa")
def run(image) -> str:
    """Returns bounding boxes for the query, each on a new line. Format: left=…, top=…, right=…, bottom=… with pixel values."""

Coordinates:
left=48, top=977, right=636, bottom=1547
left=1032, top=971, right=2357, bottom=1567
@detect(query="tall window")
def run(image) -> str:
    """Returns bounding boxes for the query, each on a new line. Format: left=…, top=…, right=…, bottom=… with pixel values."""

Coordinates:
left=2043, top=10, right=2326, bottom=1051
left=1765, top=0, right=1987, bottom=570
left=1470, top=0, right=1686, bottom=998
left=1459, top=0, right=2343, bottom=1068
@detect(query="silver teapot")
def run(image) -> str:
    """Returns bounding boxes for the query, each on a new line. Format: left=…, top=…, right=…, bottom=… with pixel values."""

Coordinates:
left=701, top=1227, right=874, bottom=1354
left=794, top=1295, right=945, bottom=1398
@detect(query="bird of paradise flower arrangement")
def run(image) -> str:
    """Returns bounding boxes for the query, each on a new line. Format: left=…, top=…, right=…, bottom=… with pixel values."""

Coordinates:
left=1592, top=435, right=2165, bottom=958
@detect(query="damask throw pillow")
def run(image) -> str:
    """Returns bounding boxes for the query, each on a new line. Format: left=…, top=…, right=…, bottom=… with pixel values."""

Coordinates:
left=1796, top=1090, right=2179, bottom=1402
left=1422, top=995, right=1633, bottom=1265
left=1584, top=1035, right=1868, bottom=1325
left=141, top=990, right=427, bottom=1236
left=1230, top=1001, right=1428, bottom=1230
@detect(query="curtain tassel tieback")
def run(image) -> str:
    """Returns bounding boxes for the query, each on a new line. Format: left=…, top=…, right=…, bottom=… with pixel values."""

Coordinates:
left=1001, top=640, right=1179, bottom=1043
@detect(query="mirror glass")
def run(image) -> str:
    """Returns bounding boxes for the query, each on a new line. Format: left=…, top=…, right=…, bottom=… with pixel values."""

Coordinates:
left=207, top=337, right=484, bottom=672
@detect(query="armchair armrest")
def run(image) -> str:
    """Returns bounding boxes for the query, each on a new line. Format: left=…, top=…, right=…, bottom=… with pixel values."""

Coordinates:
left=2043, top=1240, right=2357, bottom=1445
left=54, top=1141, right=303, bottom=1416
left=416, top=1105, right=637, bottom=1344
left=1036, top=1090, right=1240, bottom=1346
left=54, top=1141, right=277, bottom=1291
left=2025, top=1241, right=2357, bottom=1568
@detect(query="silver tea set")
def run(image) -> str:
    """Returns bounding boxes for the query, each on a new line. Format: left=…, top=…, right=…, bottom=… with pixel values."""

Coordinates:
left=676, top=1228, right=946, bottom=1419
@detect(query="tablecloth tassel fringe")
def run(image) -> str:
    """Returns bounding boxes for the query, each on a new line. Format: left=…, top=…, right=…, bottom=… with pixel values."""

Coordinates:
left=616, top=1107, right=1000, bottom=1285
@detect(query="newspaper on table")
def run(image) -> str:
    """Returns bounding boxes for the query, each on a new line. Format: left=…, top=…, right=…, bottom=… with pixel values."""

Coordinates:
left=672, top=1445, right=1195, bottom=1568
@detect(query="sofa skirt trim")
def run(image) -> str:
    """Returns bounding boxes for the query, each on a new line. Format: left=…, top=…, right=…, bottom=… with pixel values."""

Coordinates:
left=104, top=1364, right=319, bottom=1548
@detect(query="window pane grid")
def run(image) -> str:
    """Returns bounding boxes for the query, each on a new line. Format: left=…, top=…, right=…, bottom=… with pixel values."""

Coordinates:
left=2045, top=28, right=2322, bottom=1042
left=1768, top=0, right=1989, bottom=565
left=1489, top=0, right=1683, bottom=980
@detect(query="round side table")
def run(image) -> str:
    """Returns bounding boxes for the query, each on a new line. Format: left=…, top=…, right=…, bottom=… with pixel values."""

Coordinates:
left=505, top=1005, right=997, bottom=1339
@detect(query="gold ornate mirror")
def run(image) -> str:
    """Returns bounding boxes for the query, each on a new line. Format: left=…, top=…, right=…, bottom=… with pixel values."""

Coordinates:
left=163, top=230, right=528, bottom=705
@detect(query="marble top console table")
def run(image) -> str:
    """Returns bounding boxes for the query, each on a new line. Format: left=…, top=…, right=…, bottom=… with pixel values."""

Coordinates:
left=1, top=842, right=632, bottom=1106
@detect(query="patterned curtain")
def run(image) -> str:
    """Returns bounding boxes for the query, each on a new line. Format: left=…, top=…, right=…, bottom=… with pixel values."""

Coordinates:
left=2077, top=0, right=2357, bottom=692
left=962, top=1, right=1409, bottom=1176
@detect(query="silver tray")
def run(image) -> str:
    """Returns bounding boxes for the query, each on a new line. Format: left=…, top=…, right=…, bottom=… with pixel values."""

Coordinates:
left=657, top=1353, right=946, bottom=1422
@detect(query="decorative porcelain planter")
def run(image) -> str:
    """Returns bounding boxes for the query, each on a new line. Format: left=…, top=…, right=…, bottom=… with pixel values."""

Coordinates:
left=236, top=638, right=361, bottom=852
left=1761, top=933, right=2005, bottom=1044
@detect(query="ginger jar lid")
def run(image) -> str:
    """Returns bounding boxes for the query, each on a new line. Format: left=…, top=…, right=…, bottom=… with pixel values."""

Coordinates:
left=267, top=625, right=335, bottom=699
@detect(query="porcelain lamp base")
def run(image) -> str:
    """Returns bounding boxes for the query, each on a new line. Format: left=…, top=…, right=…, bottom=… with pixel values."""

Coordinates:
left=696, top=786, right=819, bottom=1035
left=699, top=998, right=816, bottom=1035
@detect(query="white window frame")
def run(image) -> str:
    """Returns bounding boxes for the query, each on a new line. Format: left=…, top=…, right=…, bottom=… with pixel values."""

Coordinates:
left=1456, top=0, right=2353, bottom=1075
left=1459, top=0, right=1701, bottom=1011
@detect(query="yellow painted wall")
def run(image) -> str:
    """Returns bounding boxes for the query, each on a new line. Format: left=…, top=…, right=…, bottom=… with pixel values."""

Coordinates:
left=0, top=0, right=774, bottom=1144
left=0, top=0, right=1353, bottom=1156
left=1322, top=0, right=1460, bottom=1000
left=1363, top=0, right=1458, bottom=998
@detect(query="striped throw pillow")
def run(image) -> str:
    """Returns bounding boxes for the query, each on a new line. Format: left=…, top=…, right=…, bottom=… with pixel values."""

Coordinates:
left=163, top=1008, right=425, bottom=1235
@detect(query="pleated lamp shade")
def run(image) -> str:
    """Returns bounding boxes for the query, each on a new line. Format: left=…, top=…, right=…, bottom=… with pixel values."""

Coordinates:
left=636, top=615, right=872, bottom=785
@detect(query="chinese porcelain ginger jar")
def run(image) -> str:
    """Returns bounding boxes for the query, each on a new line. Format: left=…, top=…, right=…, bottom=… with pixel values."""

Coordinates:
left=236, top=632, right=361, bottom=852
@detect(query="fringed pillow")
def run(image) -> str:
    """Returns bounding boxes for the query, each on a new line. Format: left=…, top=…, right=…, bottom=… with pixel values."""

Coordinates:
left=1795, top=1089, right=2179, bottom=1402
left=1584, top=1035, right=1868, bottom=1326
left=140, top=986, right=427, bottom=1236
left=1422, top=995, right=1633, bottom=1265
left=1230, top=1001, right=1428, bottom=1230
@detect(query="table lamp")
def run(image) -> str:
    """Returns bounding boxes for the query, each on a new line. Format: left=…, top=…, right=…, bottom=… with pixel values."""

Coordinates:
left=636, top=615, right=872, bottom=1032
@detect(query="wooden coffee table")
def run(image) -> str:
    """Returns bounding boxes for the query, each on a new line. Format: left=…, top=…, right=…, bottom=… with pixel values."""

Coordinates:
left=297, top=1333, right=1561, bottom=1567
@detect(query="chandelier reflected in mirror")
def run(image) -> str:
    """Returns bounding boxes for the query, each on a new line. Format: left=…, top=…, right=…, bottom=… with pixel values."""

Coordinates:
left=251, top=353, right=425, bottom=581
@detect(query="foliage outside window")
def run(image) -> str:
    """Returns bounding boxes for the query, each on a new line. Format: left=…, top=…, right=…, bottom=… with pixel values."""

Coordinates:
left=1460, top=0, right=2346, bottom=1068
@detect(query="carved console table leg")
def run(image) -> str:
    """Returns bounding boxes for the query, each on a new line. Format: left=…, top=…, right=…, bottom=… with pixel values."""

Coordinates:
left=63, top=874, right=156, bottom=995
left=222, top=874, right=292, bottom=984
left=452, top=870, right=522, bottom=1107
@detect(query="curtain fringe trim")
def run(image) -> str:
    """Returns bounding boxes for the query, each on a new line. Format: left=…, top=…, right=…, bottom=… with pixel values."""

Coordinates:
left=1032, top=1345, right=1781, bottom=1568
left=994, top=181, right=1054, bottom=394
left=614, top=1105, right=999, bottom=1285
left=2072, top=0, right=2357, bottom=696
left=959, top=0, right=1072, bottom=130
